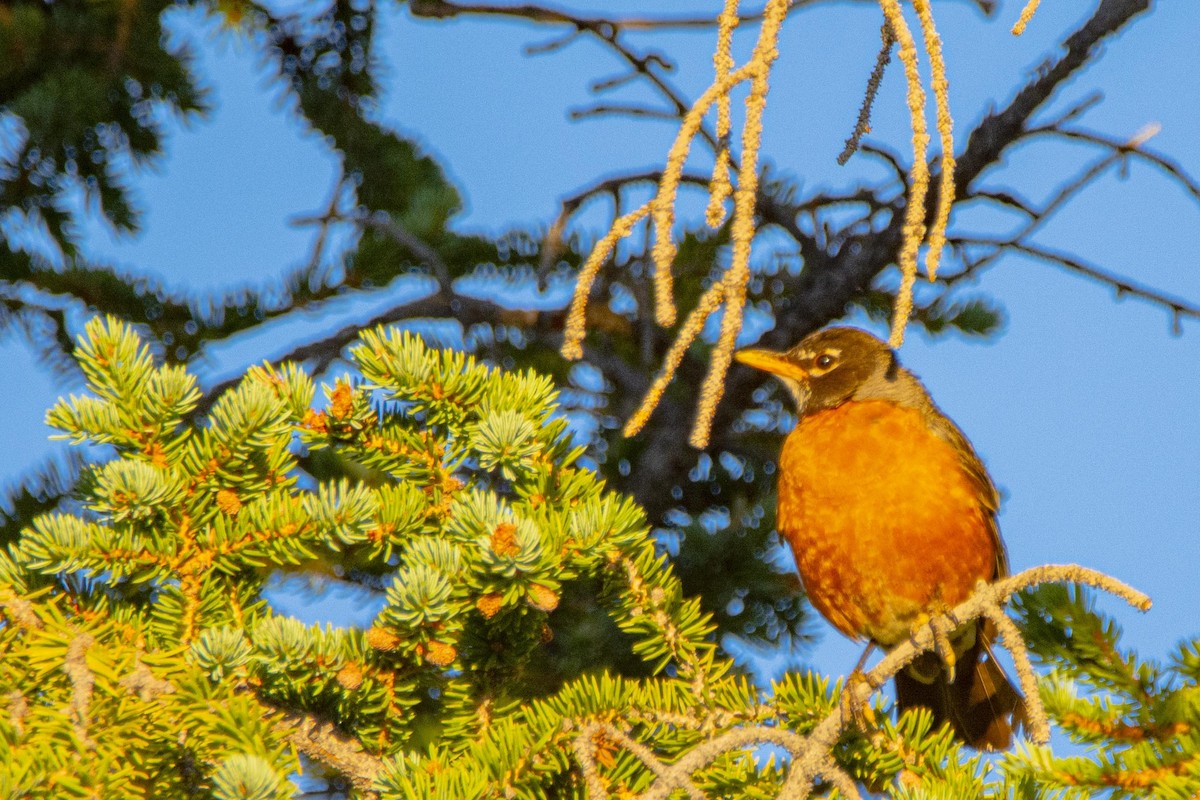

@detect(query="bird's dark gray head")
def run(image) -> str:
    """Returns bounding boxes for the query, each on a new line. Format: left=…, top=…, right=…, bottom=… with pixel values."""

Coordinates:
left=735, top=326, right=920, bottom=414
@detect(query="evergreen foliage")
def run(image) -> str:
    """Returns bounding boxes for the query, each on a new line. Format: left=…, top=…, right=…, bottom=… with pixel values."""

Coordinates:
left=1, top=317, right=719, bottom=796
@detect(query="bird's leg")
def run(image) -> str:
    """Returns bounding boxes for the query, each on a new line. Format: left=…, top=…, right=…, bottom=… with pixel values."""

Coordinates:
left=912, top=610, right=957, bottom=683
left=839, top=643, right=879, bottom=733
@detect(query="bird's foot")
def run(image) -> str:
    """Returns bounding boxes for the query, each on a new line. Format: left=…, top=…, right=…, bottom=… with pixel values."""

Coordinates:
left=911, top=610, right=958, bottom=683
left=839, top=668, right=880, bottom=736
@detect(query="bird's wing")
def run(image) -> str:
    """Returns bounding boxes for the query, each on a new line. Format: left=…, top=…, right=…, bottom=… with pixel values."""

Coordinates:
left=926, top=409, right=1009, bottom=580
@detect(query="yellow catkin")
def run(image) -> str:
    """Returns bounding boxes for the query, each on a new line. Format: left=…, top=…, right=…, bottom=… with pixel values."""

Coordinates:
left=690, top=0, right=789, bottom=449
left=622, top=282, right=727, bottom=438
left=706, top=0, right=740, bottom=228
left=706, top=149, right=733, bottom=228
left=1010, top=0, right=1043, bottom=36
left=560, top=202, right=652, bottom=360
left=878, top=0, right=930, bottom=349
left=650, top=61, right=758, bottom=329
left=713, top=0, right=738, bottom=140
left=912, top=0, right=954, bottom=283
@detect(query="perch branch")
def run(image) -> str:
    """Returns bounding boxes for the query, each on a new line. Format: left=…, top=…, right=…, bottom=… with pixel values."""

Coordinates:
left=571, top=564, right=1150, bottom=800
left=280, top=709, right=385, bottom=796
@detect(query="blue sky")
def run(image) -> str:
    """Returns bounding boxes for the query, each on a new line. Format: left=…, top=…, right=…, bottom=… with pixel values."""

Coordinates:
left=4, top=0, right=1198, bottom=684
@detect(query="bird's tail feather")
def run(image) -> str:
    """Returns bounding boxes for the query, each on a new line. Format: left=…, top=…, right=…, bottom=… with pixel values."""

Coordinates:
left=893, top=619, right=1027, bottom=750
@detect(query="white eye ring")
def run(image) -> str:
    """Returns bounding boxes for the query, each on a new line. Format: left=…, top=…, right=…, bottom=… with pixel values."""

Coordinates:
left=815, top=353, right=837, bottom=370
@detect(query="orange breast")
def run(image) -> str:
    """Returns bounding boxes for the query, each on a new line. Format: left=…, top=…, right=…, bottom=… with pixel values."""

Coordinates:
left=777, top=399, right=997, bottom=647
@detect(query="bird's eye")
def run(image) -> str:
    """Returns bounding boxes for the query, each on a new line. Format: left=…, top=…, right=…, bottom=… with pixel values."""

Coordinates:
left=815, top=353, right=837, bottom=370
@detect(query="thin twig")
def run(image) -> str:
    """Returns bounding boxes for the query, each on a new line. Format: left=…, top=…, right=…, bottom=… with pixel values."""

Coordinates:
left=998, top=240, right=1200, bottom=331
left=570, top=104, right=681, bottom=123
left=1032, top=126, right=1200, bottom=203
left=410, top=0, right=816, bottom=32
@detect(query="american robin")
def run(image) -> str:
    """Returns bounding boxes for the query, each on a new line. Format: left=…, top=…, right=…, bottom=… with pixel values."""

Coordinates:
left=735, top=326, right=1026, bottom=749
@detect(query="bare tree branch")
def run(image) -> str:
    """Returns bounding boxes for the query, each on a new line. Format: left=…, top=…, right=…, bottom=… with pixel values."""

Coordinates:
left=960, top=238, right=1200, bottom=333
left=1033, top=126, right=1200, bottom=204
left=407, top=0, right=970, bottom=33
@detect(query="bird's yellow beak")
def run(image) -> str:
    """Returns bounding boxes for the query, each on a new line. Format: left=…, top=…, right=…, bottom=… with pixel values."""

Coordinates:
left=733, top=348, right=810, bottom=383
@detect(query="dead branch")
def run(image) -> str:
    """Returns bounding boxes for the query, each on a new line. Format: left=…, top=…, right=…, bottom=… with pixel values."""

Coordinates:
left=1031, top=126, right=1200, bottom=204
left=410, top=0, right=821, bottom=33
left=838, top=20, right=895, bottom=165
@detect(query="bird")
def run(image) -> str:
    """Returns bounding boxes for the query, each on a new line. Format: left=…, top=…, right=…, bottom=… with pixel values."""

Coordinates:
left=734, top=326, right=1026, bottom=749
